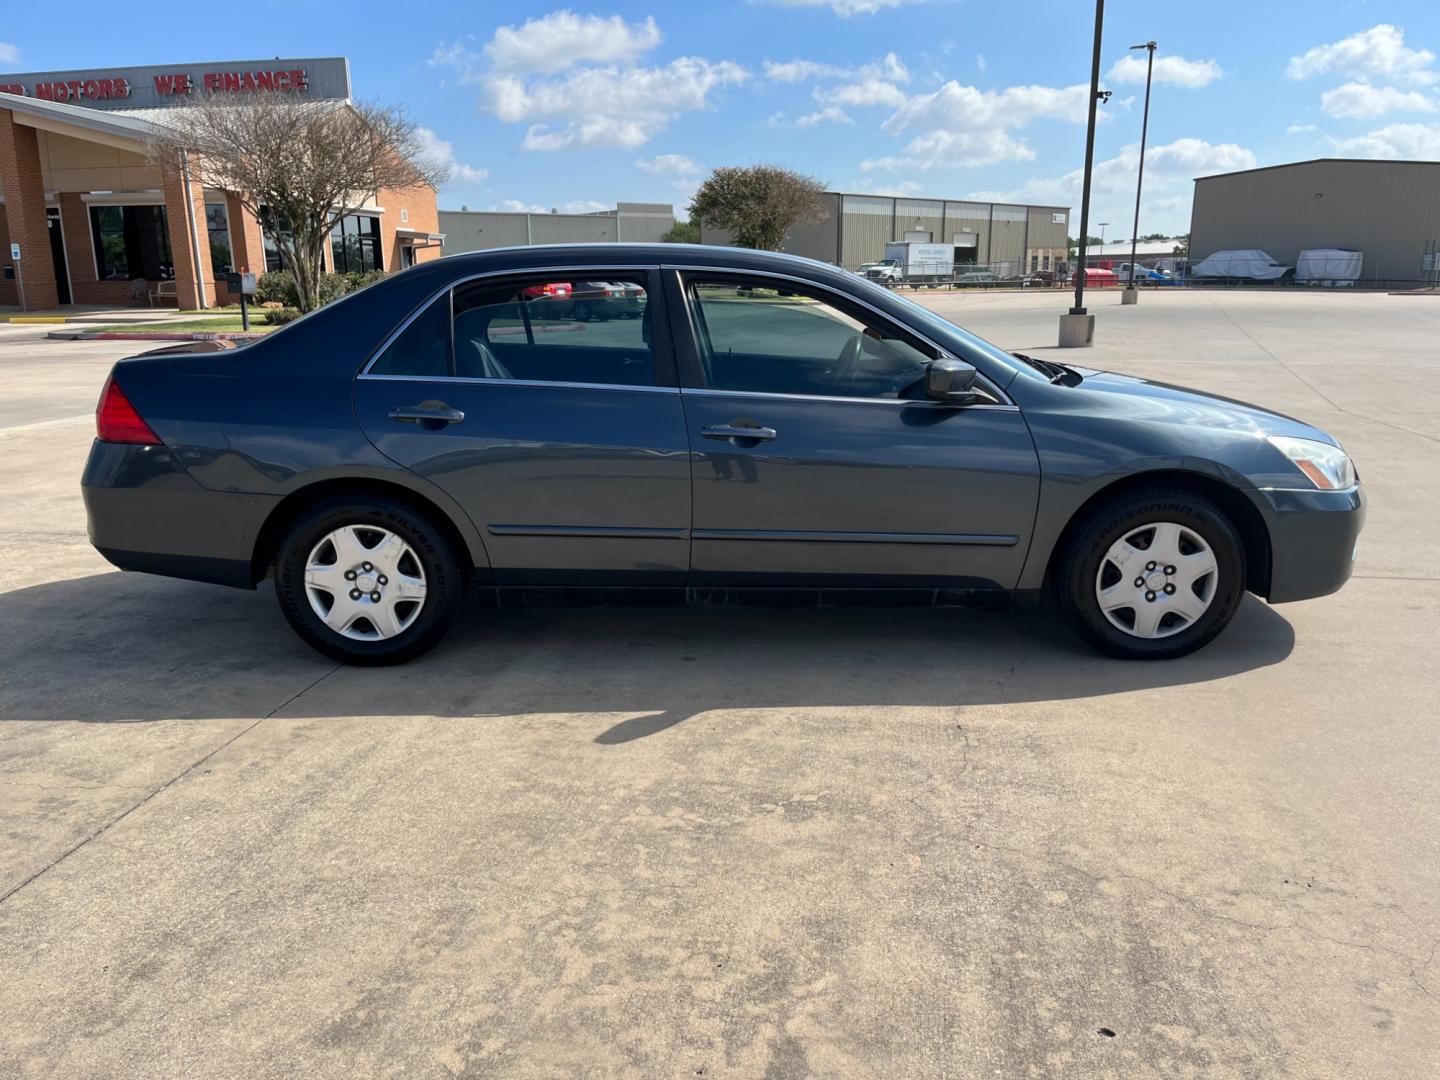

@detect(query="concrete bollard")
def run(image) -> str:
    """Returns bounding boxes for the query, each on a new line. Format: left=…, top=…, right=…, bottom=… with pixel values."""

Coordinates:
left=1121, top=288, right=1139, bottom=305
left=1058, top=313, right=1095, bottom=347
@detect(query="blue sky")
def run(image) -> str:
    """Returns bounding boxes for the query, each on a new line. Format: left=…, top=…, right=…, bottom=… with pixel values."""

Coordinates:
left=4, top=2, right=1440, bottom=236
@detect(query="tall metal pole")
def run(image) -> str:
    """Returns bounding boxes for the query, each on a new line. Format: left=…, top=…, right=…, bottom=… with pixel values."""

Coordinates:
left=1125, top=42, right=1157, bottom=300
left=1070, top=0, right=1107, bottom=317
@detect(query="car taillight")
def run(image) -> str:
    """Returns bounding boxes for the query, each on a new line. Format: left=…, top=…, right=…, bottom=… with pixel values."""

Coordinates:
left=96, top=374, right=161, bottom=445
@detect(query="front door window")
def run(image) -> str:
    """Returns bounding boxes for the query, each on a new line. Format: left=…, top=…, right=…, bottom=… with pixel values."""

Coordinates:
left=686, top=279, right=937, bottom=400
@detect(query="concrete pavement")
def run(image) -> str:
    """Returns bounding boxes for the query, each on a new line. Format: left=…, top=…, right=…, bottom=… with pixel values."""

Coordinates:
left=1, top=289, right=1438, bottom=1078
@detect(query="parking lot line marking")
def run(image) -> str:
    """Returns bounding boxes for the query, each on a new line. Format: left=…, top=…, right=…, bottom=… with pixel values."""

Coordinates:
left=0, top=413, right=92, bottom=436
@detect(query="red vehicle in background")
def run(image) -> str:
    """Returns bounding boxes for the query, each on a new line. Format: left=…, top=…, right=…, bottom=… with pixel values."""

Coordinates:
left=520, top=282, right=572, bottom=301
left=1079, top=267, right=1118, bottom=287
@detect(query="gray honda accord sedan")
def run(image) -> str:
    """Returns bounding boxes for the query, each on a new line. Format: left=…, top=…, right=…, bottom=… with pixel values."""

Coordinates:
left=82, top=244, right=1363, bottom=665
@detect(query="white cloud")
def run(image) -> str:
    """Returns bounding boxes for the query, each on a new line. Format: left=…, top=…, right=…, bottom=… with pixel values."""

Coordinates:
left=851, top=178, right=923, bottom=196
left=0, top=42, right=20, bottom=66
left=483, top=11, right=661, bottom=75
left=491, top=199, right=613, bottom=214
left=823, top=78, right=910, bottom=109
left=761, top=0, right=924, bottom=16
left=1287, top=122, right=1318, bottom=134
left=1320, top=81, right=1436, bottom=119
left=859, top=80, right=1093, bottom=170
left=796, top=106, right=855, bottom=127
left=482, top=57, right=749, bottom=150
left=968, top=137, right=1256, bottom=234
left=863, top=130, right=1037, bottom=171
left=414, top=127, right=489, bottom=185
left=1108, top=53, right=1223, bottom=89
left=1329, top=122, right=1440, bottom=159
left=975, top=53, right=987, bottom=72
left=764, top=52, right=909, bottom=85
left=1288, top=24, right=1436, bottom=85
left=637, top=153, right=700, bottom=175
left=428, top=40, right=470, bottom=69
left=884, top=81, right=1092, bottom=134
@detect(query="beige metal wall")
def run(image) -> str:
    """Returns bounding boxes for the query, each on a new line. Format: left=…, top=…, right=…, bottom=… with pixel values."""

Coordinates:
left=439, top=203, right=677, bottom=253
left=1191, top=159, right=1440, bottom=282
left=699, top=191, right=1072, bottom=272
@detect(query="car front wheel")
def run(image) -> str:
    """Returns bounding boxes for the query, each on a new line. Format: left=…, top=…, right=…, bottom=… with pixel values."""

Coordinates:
left=274, top=496, right=465, bottom=665
left=1055, top=489, right=1246, bottom=660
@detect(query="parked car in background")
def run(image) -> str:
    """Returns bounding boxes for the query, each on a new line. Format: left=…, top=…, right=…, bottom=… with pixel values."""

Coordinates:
left=1116, top=264, right=1176, bottom=286
left=83, top=244, right=1362, bottom=666
left=956, top=270, right=997, bottom=286
left=571, top=282, right=644, bottom=320
left=1021, top=271, right=1056, bottom=287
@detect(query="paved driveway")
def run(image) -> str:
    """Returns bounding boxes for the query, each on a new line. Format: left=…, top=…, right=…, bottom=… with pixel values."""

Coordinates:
left=1, top=291, right=1437, bottom=1078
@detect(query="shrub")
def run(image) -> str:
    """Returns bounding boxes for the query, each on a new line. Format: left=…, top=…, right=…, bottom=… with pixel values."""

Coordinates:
left=263, top=306, right=303, bottom=326
left=254, top=270, right=296, bottom=307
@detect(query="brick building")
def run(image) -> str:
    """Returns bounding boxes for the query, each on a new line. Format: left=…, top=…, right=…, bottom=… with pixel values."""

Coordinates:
left=0, top=58, right=442, bottom=311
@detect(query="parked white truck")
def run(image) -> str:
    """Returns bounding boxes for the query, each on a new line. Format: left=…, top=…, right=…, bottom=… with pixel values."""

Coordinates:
left=883, top=241, right=955, bottom=285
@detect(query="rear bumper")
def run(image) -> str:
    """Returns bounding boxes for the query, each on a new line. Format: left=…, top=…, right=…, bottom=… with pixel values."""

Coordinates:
left=1260, top=486, right=1365, bottom=603
left=82, top=440, right=280, bottom=589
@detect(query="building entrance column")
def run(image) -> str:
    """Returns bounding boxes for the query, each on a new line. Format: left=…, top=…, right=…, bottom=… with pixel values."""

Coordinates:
left=161, top=150, right=215, bottom=309
left=0, top=109, right=61, bottom=310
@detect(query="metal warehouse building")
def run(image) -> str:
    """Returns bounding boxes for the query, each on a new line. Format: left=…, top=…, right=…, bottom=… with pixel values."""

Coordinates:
left=1191, top=159, right=1440, bottom=286
left=701, top=191, right=1071, bottom=277
left=440, top=203, right=676, bottom=252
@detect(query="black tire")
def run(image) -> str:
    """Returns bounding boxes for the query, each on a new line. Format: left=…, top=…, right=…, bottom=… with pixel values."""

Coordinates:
left=1054, top=488, right=1246, bottom=660
left=274, top=496, right=465, bottom=665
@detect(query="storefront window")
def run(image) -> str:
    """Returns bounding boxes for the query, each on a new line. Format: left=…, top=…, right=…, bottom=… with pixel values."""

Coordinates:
left=330, top=214, right=382, bottom=274
left=259, top=205, right=294, bottom=273
left=206, top=204, right=233, bottom=275
left=89, top=205, right=172, bottom=281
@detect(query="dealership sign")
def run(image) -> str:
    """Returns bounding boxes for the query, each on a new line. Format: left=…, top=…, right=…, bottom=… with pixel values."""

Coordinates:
left=0, top=57, right=351, bottom=110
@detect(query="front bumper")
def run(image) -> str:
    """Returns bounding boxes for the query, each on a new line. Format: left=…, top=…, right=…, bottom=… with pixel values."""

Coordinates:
left=1260, top=485, right=1365, bottom=603
left=82, top=440, right=280, bottom=590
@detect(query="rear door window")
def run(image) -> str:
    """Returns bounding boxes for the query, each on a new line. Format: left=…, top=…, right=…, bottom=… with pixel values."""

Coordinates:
left=455, top=275, right=654, bottom=386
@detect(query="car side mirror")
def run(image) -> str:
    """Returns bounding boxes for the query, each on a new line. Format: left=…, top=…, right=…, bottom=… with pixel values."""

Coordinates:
left=926, top=357, right=980, bottom=405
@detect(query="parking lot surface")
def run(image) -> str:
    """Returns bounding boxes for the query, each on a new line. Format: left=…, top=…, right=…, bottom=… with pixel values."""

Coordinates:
left=2, top=290, right=1438, bottom=1078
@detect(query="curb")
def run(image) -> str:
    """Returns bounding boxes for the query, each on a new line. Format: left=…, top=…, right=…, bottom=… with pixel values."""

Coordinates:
left=47, top=330, right=269, bottom=342
left=5, top=316, right=70, bottom=324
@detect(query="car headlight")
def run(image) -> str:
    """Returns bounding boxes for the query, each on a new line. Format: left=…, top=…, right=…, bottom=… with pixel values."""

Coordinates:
left=1267, top=435, right=1357, bottom=490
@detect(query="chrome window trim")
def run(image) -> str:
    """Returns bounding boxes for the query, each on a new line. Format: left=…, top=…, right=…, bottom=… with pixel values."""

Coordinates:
left=665, top=263, right=1016, bottom=407
left=359, top=264, right=663, bottom=379
left=356, top=373, right=679, bottom=395
left=680, top=386, right=1019, bottom=411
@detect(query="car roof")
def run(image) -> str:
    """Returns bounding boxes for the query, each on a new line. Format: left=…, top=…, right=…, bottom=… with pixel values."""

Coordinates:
left=422, top=243, right=846, bottom=280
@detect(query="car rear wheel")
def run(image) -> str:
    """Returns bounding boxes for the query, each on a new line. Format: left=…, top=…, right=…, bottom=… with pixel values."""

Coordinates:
left=274, top=496, right=464, bottom=665
left=1055, top=488, right=1246, bottom=660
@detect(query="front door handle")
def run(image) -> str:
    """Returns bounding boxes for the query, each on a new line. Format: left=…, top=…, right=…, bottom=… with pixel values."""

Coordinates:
left=701, top=422, right=777, bottom=445
left=389, top=404, right=465, bottom=427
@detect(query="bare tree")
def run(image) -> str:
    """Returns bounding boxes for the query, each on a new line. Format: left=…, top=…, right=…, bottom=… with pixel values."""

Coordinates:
left=689, top=165, right=827, bottom=252
left=149, top=94, right=448, bottom=312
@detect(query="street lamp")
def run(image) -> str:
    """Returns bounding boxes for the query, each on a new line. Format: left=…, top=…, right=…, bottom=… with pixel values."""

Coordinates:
left=1097, top=222, right=1110, bottom=246
left=1123, top=41, right=1157, bottom=306
left=1059, top=0, right=1110, bottom=348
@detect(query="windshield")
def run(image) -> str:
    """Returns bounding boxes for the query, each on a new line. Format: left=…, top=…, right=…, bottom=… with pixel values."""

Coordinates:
left=847, top=274, right=1046, bottom=384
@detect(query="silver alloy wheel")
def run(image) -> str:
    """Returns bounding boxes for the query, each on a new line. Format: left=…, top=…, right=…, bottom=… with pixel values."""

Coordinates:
left=1094, top=521, right=1218, bottom=640
left=303, top=525, right=427, bottom=641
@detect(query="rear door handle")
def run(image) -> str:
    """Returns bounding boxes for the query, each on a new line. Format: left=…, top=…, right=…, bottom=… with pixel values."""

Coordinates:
left=701, top=423, right=777, bottom=444
left=389, top=405, right=465, bottom=426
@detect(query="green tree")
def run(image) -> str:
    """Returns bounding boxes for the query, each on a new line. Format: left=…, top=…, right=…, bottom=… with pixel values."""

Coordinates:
left=661, top=218, right=701, bottom=243
left=689, top=165, right=826, bottom=251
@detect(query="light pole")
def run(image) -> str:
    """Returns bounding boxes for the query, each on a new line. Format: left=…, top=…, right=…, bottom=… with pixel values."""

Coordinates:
left=1122, top=40, right=1157, bottom=306
left=1059, top=0, right=1110, bottom=348
left=1098, top=222, right=1110, bottom=246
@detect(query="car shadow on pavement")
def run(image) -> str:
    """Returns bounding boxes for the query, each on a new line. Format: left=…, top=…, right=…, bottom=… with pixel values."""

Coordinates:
left=0, top=571, right=1295, bottom=728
